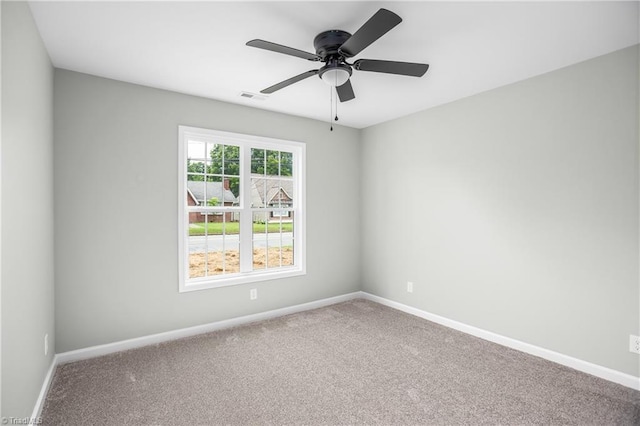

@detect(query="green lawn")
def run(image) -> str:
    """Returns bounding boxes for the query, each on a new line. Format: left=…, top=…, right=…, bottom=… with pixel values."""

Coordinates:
left=189, top=221, right=293, bottom=236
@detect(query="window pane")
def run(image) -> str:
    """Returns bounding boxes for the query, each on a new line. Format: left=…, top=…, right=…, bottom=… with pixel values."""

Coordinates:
left=188, top=243, right=206, bottom=279
left=251, top=148, right=265, bottom=174
left=227, top=176, right=240, bottom=203
left=187, top=140, right=206, bottom=160
left=252, top=212, right=267, bottom=270
left=200, top=176, right=217, bottom=208
left=273, top=178, right=294, bottom=210
left=250, top=177, right=294, bottom=209
left=188, top=213, right=209, bottom=279
left=224, top=145, right=240, bottom=177
left=208, top=143, right=223, bottom=175
left=265, top=150, right=280, bottom=177
left=250, top=177, right=266, bottom=208
left=281, top=151, right=293, bottom=176
left=187, top=161, right=206, bottom=182
left=187, top=141, right=208, bottom=184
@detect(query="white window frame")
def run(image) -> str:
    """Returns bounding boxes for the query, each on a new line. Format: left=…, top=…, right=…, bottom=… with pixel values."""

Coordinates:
left=178, top=126, right=306, bottom=292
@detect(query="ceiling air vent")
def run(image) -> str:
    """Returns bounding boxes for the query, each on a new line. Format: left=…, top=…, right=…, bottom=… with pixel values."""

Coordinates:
left=239, top=91, right=267, bottom=101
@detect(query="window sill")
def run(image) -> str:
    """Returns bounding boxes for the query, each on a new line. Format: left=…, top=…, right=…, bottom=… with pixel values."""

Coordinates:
left=179, top=267, right=306, bottom=293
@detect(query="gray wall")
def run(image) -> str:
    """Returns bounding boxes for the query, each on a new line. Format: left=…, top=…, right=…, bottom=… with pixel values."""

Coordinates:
left=361, top=45, right=639, bottom=376
left=54, top=70, right=361, bottom=352
left=1, top=2, right=55, bottom=418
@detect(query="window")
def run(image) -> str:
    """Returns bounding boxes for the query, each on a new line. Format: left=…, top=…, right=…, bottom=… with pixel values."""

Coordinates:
left=178, top=126, right=306, bottom=292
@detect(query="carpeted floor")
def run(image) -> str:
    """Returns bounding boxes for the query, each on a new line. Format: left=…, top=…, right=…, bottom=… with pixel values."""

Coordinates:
left=41, top=299, right=639, bottom=425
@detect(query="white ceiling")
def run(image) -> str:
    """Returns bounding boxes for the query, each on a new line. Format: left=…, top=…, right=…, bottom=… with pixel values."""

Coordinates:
left=29, top=1, right=639, bottom=129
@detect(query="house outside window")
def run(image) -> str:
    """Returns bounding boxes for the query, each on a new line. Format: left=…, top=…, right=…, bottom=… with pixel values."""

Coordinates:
left=178, top=126, right=306, bottom=292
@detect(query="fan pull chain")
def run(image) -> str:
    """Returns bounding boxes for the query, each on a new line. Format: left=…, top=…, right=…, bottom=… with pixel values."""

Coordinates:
left=329, top=86, right=333, bottom=131
left=334, top=72, right=339, bottom=123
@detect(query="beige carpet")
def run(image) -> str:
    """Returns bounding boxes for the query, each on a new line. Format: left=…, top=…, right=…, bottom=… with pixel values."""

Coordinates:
left=41, top=299, right=639, bottom=425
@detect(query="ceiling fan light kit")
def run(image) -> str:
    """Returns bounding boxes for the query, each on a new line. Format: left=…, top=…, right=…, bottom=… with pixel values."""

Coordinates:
left=318, top=62, right=352, bottom=87
left=246, top=8, right=429, bottom=105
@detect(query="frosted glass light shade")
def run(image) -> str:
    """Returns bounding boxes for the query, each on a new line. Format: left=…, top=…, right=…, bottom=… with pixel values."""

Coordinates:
left=320, top=68, right=350, bottom=87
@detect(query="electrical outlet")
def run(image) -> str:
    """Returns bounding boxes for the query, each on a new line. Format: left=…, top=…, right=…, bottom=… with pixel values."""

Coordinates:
left=630, top=335, right=640, bottom=354
left=250, top=288, right=258, bottom=300
left=44, top=333, right=49, bottom=356
left=407, top=281, right=414, bottom=293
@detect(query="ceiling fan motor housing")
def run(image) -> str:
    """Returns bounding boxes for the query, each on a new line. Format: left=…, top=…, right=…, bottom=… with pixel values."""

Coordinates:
left=314, top=30, right=353, bottom=86
left=313, top=30, right=352, bottom=60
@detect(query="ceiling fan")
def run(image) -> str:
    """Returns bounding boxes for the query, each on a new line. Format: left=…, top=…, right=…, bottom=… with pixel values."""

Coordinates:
left=246, top=8, right=429, bottom=102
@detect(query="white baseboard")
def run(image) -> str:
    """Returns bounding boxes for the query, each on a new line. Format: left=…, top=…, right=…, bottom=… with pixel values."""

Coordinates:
left=30, top=355, right=58, bottom=422
left=56, top=291, right=363, bottom=365
left=360, top=292, right=640, bottom=391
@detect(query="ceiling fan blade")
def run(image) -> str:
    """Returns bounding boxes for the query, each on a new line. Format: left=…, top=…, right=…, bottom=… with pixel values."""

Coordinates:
left=247, top=39, right=320, bottom=61
left=338, top=9, right=402, bottom=57
left=354, top=59, right=429, bottom=77
left=260, top=70, right=319, bottom=94
left=336, top=80, right=355, bottom=102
